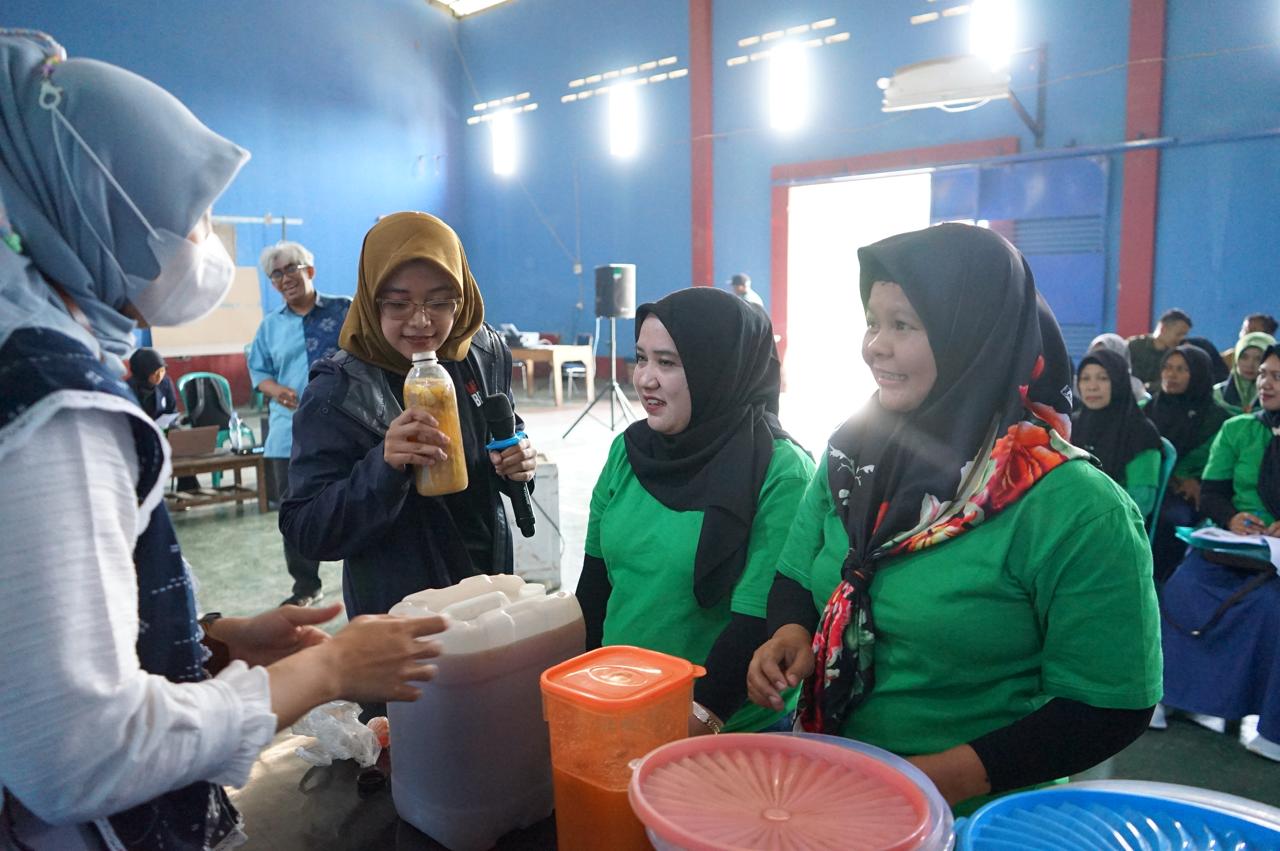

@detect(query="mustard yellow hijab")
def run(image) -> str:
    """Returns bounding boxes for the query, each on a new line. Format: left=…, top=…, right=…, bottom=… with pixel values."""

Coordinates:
left=339, top=211, right=484, bottom=373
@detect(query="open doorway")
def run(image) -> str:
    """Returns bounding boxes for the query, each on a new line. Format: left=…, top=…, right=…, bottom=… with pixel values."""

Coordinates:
left=779, top=171, right=932, bottom=452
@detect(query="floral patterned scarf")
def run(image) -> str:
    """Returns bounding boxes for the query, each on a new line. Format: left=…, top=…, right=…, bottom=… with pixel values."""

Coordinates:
left=801, top=224, right=1089, bottom=735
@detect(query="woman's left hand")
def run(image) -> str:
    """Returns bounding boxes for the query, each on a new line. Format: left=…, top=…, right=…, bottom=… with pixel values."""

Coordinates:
left=1265, top=520, right=1280, bottom=538
left=209, top=604, right=341, bottom=668
left=1175, top=477, right=1201, bottom=507
left=490, top=438, right=536, bottom=482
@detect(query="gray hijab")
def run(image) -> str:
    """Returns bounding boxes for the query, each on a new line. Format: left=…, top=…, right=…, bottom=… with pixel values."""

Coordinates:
left=0, top=30, right=248, bottom=366
left=1089, top=332, right=1151, bottom=403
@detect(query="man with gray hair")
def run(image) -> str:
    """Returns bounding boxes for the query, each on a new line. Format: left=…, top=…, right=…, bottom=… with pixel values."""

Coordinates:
left=249, top=241, right=351, bottom=606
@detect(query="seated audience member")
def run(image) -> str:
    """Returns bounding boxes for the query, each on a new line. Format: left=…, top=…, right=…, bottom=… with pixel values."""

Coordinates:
left=1145, top=345, right=1231, bottom=580
left=0, top=31, right=444, bottom=849
left=578, top=287, right=814, bottom=735
left=281, top=212, right=535, bottom=622
left=1214, top=331, right=1275, bottom=415
left=1157, top=344, right=1280, bottom=761
left=1089, top=332, right=1151, bottom=404
left=1073, top=349, right=1164, bottom=518
left=126, top=347, right=178, bottom=422
left=1128, top=308, right=1192, bottom=389
left=1222, top=313, right=1278, bottom=371
left=748, top=225, right=1160, bottom=812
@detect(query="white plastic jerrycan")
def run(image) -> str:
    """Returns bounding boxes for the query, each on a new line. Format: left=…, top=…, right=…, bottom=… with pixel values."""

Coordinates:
left=387, top=574, right=584, bottom=851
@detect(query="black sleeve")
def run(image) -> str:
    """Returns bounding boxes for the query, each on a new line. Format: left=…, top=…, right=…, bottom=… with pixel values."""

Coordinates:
left=694, top=613, right=768, bottom=723
left=766, top=572, right=818, bottom=637
left=1198, top=478, right=1237, bottom=529
left=576, top=554, right=611, bottom=650
left=969, top=698, right=1153, bottom=793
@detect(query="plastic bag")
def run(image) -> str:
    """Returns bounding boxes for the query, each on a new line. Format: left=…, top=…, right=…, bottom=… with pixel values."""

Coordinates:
left=292, top=701, right=381, bottom=767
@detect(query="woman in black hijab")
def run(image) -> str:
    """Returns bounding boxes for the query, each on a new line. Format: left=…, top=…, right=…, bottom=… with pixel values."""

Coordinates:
left=748, top=224, right=1161, bottom=810
left=577, top=287, right=814, bottom=734
left=1072, top=348, right=1164, bottom=518
left=1145, top=344, right=1231, bottom=579
left=126, top=347, right=178, bottom=423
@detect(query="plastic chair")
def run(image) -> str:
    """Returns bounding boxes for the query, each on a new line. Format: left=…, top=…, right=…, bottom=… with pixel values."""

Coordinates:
left=175, top=371, right=256, bottom=485
left=562, top=329, right=597, bottom=401
left=1148, top=436, right=1177, bottom=544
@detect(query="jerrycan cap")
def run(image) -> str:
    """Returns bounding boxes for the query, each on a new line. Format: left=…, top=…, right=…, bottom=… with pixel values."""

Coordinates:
left=540, top=645, right=704, bottom=709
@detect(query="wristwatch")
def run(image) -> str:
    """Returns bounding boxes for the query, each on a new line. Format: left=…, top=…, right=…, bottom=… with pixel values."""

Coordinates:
left=198, top=611, right=223, bottom=634
left=691, top=701, right=723, bottom=734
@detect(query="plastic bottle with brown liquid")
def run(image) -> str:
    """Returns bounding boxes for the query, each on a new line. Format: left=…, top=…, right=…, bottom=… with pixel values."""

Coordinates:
left=403, top=351, right=469, bottom=496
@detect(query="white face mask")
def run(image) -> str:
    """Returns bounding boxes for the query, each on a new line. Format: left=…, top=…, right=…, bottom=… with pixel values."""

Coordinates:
left=42, top=80, right=236, bottom=327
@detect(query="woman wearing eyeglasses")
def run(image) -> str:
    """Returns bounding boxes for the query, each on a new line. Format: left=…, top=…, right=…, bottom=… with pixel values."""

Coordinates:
left=281, top=212, right=536, bottom=635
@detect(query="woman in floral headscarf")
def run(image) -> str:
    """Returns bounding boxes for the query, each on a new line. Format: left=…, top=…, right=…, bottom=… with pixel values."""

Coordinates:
left=747, top=224, right=1162, bottom=813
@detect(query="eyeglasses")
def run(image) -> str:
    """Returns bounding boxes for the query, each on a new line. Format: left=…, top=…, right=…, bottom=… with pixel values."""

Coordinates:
left=268, top=263, right=310, bottom=283
left=377, top=298, right=459, bottom=321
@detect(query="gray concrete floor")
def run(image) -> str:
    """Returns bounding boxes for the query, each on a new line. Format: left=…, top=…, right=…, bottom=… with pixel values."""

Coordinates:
left=172, top=381, right=1279, bottom=808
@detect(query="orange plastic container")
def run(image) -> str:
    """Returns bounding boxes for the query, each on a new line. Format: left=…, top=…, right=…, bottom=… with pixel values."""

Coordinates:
left=540, top=646, right=704, bottom=851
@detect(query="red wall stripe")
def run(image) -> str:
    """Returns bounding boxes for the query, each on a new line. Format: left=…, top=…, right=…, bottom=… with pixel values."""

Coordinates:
left=689, top=0, right=714, bottom=286
left=1115, top=0, right=1167, bottom=336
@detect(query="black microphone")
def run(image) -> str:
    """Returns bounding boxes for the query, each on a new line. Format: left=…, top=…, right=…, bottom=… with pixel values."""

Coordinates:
left=481, top=393, right=535, bottom=538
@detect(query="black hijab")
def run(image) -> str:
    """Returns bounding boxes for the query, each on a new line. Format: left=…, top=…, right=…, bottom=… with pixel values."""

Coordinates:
left=127, top=347, right=166, bottom=403
left=1145, top=345, right=1229, bottom=460
left=1184, top=336, right=1230, bottom=385
left=623, top=287, right=793, bottom=607
left=829, top=224, right=1076, bottom=568
left=1255, top=345, right=1280, bottom=519
left=1072, top=348, right=1163, bottom=482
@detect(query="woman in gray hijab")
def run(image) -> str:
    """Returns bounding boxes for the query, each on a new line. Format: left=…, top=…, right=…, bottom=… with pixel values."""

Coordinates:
left=0, top=31, right=444, bottom=850
left=1089, top=332, right=1152, bottom=405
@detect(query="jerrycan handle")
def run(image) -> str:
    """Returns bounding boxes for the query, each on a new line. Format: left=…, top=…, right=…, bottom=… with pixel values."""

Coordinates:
left=440, top=591, right=509, bottom=622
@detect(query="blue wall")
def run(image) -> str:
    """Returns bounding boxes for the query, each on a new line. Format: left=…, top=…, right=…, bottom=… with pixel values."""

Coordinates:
left=7, top=0, right=465, bottom=313
left=456, top=0, right=691, bottom=353
left=457, top=0, right=1278, bottom=353
left=1154, top=0, right=1280, bottom=346
left=10, top=1, right=1277, bottom=352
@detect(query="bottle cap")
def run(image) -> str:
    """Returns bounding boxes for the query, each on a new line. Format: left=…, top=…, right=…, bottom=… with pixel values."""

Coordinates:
left=411, top=350, right=438, bottom=363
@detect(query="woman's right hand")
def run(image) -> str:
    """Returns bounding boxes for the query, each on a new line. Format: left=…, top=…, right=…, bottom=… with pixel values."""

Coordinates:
left=746, top=624, right=815, bottom=711
left=383, top=409, right=449, bottom=471
left=1228, top=512, right=1267, bottom=535
left=319, top=614, right=448, bottom=704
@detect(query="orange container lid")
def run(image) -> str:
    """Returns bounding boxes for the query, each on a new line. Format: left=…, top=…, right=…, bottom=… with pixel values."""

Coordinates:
left=541, top=646, right=704, bottom=710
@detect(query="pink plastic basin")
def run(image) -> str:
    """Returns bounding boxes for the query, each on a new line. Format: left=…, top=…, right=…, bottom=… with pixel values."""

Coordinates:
left=629, top=733, right=932, bottom=851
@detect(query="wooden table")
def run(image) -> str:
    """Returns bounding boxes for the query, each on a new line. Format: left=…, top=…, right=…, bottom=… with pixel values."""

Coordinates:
left=166, top=450, right=268, bottom=513
left=509, top=345, right=595, bottom=407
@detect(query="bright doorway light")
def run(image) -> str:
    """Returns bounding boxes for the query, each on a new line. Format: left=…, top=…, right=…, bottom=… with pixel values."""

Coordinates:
left=970, top=0, right=1016, bottom=68
left=609, top=82, right=640, bottom=158
left=491, top=110, right=517, bottom=176
left=780, top=171, right=932, bottom=452
left=769, top=42, right=809, bottom=133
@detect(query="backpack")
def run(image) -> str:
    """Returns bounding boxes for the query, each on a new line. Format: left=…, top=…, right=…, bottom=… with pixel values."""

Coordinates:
left=181, top=376, right=233, bottom=429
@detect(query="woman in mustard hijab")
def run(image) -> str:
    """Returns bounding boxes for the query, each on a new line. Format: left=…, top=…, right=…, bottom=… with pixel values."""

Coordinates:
left=281, top=212, right=536, bottom=621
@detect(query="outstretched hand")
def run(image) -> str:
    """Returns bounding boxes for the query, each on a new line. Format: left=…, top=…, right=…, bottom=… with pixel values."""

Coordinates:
left=212, top=603, right=342, bottom=668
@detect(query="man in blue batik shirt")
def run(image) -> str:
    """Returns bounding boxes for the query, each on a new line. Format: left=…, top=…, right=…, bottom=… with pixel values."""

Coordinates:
left=249, top=241, right=351, bottom=606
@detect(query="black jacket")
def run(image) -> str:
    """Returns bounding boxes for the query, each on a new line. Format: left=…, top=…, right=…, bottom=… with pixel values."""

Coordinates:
left=280, top=323, right=525, bottom=617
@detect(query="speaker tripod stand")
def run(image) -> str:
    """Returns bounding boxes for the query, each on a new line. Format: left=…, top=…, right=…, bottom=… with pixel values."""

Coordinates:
left=563, top=316, right=636, bottom=438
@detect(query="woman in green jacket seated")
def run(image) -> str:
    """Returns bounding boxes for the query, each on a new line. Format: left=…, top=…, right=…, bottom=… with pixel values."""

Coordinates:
left=747, top=224, right=1161, bottom=812
left=1073, top=348, right=1164, bottom=518
left=1145, top=344, right=1232, bottom=579
left=576, top=287, right=815, bottom=736
left=1213, top=331, right=1275, bottom=416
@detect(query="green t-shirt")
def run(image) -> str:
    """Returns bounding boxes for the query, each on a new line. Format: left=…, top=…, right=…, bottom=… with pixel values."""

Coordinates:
left=585, top=435, right=816, bottom=732
left=1123, top=448, right=1161, bottom=518
left=777, top=455, right=1163, bottom=758
left=1203, top=414, right=1276, bottom=526
left=1173, top=437, right=1215, bottom=480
